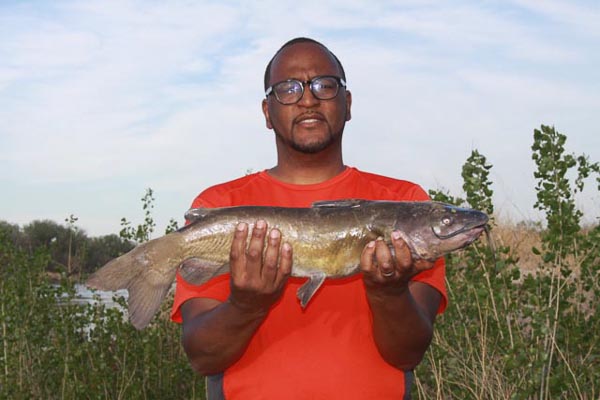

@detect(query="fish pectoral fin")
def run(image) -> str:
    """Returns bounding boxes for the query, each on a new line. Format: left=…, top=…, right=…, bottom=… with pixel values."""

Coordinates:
left=297, top=273, right=327, bottom=308
left=392, top=230, right=425, bottom=261
left=179, top=258, right=230, bottom=286
left=311, top=199, right=365, bottom=208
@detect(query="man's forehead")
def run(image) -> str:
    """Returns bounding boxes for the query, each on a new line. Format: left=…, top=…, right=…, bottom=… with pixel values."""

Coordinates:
left=270, top=42, right=340, bottom=79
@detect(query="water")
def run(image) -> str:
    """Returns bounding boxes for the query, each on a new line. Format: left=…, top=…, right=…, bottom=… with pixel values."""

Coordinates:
left=60, top=284, right=130, bottom=335
left=70, top=283, right=128, bottom=311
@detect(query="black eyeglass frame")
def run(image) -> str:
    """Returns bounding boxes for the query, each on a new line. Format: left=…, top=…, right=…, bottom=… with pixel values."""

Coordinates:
left=265, top=75, right=347, bottom=105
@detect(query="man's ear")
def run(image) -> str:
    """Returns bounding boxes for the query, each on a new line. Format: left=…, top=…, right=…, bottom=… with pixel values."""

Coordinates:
left=345, top=90, right=352, bottom=122
left=262, top=99, right=273, bottom=129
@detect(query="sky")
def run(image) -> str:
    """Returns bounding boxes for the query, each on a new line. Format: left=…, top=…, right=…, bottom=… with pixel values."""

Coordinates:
left=1, top=0, right=599, bottom=237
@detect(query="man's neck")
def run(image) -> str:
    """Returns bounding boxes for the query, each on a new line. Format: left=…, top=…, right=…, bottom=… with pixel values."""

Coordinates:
left=268, top=156, right=346, bottom=185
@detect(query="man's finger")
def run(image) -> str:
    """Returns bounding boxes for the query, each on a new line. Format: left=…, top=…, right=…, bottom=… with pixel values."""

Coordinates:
left=374, top=238, right=395, bottom=277
left=360, top=240, right=377, bottom=274
left=262, top=228, right=281, bottom=282
left=391, top=231, right=412, bottom=269
left=274, top=242, right=293, bottom=287
left=230, top=222, right=248, bottom=280
left=246, top=220, right=267, bottom=276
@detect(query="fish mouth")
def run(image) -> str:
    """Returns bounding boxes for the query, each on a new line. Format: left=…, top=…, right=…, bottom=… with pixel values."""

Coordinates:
left=432, top=224, right=486, bottom=240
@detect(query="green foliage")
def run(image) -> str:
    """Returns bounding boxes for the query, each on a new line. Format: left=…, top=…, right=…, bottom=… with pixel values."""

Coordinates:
left=429, top=149, right=494, bottom=215
left=533, top=125, right=582, bottom=258
left=0, top=219, right=205, bottom=399
left=428, top=188, right=465, bottom=206
left=415, top=125, right=600, bottom=399
left=2, top=219, right=134, bottom=278
left=529, top=124, right=600, bottom=399
left=165, top=218, right=180, bottom=234
left=22, top=219, right=89, bottom=276
left=120, top=188, right=157, bottom=244
left=86, top=234, right=135, bottom=271
left=462, top=149, right=494, bottom=216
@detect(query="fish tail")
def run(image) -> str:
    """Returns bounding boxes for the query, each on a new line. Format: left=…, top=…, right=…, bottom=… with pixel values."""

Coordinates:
left=86, top=252, right=140, bottom=292
left=86, top=234, right=183, bottom=329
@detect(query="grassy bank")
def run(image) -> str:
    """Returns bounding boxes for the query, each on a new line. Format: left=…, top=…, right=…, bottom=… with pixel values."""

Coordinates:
left=1, top=125, right=598, bottom=399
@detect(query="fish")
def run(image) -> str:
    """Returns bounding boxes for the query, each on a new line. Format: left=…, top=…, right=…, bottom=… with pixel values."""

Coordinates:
left=86, top=199, right=489, bottom=329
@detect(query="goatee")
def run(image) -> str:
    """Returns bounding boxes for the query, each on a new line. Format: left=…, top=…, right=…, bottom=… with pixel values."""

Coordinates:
left=274, top=128, right=343, bottom=155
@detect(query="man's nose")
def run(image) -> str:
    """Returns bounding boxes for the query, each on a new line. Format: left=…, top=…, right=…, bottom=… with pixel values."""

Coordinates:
left=297, top=83, right=320, bottom=107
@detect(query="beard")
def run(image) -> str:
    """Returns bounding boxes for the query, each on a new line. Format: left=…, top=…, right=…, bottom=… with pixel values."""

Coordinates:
left=273, top=123, right=345, bottom=154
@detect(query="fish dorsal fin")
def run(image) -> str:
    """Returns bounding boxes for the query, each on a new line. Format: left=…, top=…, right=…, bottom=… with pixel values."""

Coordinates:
left=311, top=199, right=365, bottom=208
left=184, top=207, right=213, bottom=223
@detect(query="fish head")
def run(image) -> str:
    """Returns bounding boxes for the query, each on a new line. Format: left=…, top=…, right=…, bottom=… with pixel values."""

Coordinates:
left=392, top=202, right=489, bottom=261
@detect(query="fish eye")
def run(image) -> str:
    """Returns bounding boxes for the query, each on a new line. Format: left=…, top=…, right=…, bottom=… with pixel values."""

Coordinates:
left=442, top=217, right=452, bottom=226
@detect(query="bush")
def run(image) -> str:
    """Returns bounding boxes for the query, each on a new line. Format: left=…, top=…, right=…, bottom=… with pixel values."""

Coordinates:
left=415, top=125, right=600, bottom=399
left=0, top=220, right=204, bottom=399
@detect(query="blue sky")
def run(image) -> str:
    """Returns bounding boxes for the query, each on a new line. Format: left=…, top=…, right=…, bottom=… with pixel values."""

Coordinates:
left=1, top=0, right=599, bottom=236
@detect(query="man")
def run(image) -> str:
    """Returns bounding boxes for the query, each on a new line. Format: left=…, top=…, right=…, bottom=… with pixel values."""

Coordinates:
left=171, top=37, right=447, bottom=399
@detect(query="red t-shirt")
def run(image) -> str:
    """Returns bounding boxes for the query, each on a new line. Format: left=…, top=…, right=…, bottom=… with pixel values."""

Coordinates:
left=171, top=167, right=447, bottom=399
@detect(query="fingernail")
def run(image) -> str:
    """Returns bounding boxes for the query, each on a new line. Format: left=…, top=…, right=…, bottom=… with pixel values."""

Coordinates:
left=237, top=222, right=247, bottom=231
left=391, top=231, right=401, bottom=240
left=282, top=242, right=291, bottom=253
left=270, top=229, right=280, bottom=239
left=376, top=236, right=384, bottom=241
left=256, top=220, right=266, bottom=229
left=367, top=241, right=375, bottom=248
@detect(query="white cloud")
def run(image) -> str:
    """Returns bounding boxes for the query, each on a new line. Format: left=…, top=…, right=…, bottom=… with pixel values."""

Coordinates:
left=1, top=0, right=598, bottom=235
left=511, top=0, right=600, bottom=38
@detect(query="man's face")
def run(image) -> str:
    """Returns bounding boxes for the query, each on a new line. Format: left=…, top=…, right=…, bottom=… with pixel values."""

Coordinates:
left=262, top=42, right=352, bottom=154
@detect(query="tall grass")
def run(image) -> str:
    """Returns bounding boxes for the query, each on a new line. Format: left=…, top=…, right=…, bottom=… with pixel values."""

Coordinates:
left=0, top=125, right=598, bottom=399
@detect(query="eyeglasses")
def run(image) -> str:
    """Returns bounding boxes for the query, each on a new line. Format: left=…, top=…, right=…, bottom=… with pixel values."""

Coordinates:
left=265, top=75, right=347, bottom=105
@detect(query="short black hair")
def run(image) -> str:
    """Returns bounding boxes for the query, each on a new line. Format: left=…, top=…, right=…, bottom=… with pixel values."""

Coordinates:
left=263, top=37, right=346, bottom=91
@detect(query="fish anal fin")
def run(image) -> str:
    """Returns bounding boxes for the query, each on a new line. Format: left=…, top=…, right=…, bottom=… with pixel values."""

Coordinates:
left=297, top=273, right=327, bottom=308
left=127, top=275, right=172, bottom=330
left=179, top=257, right=230, bottom=286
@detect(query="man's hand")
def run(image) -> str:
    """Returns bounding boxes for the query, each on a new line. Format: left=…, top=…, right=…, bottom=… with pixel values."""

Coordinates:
left=359, top=231, right=440, bottom=370
left=360, top=232, right=434, bottom=292
left=181, top=219, right=292, bottom=375
left=228, top=220, right=293, bottom=314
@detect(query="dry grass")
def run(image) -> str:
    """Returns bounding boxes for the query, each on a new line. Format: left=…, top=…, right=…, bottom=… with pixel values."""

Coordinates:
left=414, top=216, right=599, bottom=399
left=492, top=220, right=543, bottom=273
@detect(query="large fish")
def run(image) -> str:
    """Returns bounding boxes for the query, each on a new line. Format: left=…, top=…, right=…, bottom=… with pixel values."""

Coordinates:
left=86, top=199, right=488, bottom=329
